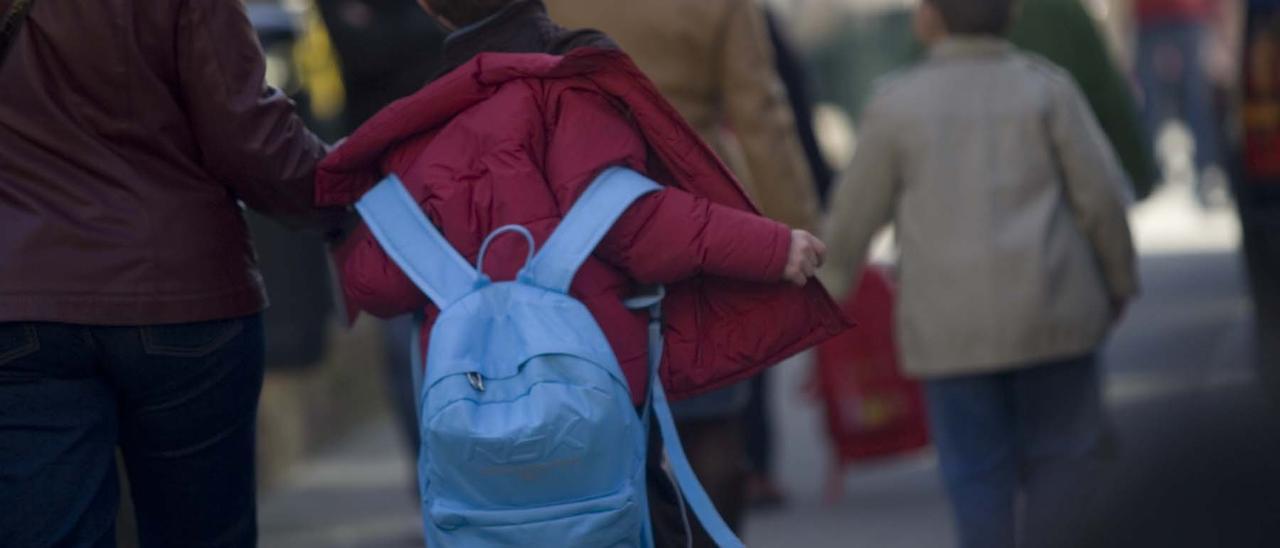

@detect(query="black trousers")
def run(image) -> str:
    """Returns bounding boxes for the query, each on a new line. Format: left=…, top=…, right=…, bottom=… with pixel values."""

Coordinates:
left=647, top=414, right=747, bottom=548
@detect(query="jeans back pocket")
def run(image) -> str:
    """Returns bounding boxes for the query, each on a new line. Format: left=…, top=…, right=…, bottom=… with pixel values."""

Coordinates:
left=141, top=319, right=245, bottom=358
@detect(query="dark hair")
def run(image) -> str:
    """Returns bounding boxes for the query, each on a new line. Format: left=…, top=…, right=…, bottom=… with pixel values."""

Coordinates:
left=925, top=0, right=1017, bottom=35
left=425, top=0, right=516, bottom=27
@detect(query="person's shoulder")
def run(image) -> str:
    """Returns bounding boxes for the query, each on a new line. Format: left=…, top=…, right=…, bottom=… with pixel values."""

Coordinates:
left=444, top=75, right=548, bottom=133
left=863, top=65, right=929, bottom=117
left=707, top=0, right=756, bottom=11
left=538, top=75, right=627, bottom=119
left=1018, top=0, right=1089, bottom=23
left=1007, top=49, right=1078, bottom=91
left=709, top=0, right=767, bottom=22
left=871, top=65, right=924, bottom=93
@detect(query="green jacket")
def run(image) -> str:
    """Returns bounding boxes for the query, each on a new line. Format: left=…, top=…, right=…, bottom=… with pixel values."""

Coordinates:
left=1012, top=0, right=1159, bottom=199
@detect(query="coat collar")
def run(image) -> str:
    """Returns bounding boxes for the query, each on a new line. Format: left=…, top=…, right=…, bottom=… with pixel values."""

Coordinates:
left=316, top=49, right=755, bottom=210
left=440, top=0, right=609, bottom=74
left=929, top=36, right=1015, bottom=60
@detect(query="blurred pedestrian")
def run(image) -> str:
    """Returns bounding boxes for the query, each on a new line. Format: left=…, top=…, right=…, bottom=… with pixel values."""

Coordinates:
left=1239, top=1, right=1280, bottom=393
left=739, top=7, right=836, bottom=511
left=766, top=8, right=836, bottom=204
left=1134, top=0, right=1224, bottom=200
left=547, top=0, right=818, bottom=231
left=0, top=1, right=341, bottom=546
left=317, top=0, right=447, bottom=131
left=804, top=0, right=1159, bottom=201
left=821, top=1, right=1139, bottom=547
left=545, top=1, right=820, bottom=540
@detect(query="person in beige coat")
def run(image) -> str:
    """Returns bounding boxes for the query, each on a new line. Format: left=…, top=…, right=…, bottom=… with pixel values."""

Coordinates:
left=545, top=0, right=819, bottom=544
left=820, top=1, right=1138, bottom=547
left=546, top=0, right=818, bottom=230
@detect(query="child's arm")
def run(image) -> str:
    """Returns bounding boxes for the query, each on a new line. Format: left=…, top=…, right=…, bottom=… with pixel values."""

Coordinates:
left=597, top=190, right=793, bottom=284
left=331, top=221, right=429, bottom=324
left=547, top=89, right=800, bottom=286
left=1048, top=76, right=1140, bottom=305
left=818, top=99, right=899, bottom=300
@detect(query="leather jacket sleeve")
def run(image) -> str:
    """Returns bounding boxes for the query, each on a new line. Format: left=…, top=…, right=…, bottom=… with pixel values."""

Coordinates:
left=176, top=0, right=331, bottom=227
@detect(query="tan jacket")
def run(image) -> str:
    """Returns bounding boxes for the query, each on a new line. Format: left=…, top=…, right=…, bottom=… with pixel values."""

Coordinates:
left=821, top=38, right=1139, bottom=379
left=546, top=0, right=818, bottom=230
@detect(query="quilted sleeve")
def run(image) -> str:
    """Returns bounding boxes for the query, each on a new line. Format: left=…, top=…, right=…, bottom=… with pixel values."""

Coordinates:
left=331, top=221, right=429, bottom=323
left=599, top=191, right=790, bottom=284
left=547, top=89, right=791, bottom=285
left=176, top=0, right=337, bottom=229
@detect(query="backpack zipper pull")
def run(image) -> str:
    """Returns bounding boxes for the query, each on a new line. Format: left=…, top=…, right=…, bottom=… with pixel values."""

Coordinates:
left=467, top=372, right=485, bottom=392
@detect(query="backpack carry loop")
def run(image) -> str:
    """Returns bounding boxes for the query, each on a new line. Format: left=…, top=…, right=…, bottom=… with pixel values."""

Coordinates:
left=476, top=224, right=536, bottom=276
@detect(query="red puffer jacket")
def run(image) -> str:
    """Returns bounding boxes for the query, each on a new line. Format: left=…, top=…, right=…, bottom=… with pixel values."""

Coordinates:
left=318, top=49, right=849, bottom=402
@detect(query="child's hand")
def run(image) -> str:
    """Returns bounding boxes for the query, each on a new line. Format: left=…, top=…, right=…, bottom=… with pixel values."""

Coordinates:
left=784, top=230, right=827, bottom=287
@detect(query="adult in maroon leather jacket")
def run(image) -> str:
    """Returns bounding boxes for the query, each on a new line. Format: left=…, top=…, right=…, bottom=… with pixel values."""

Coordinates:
left=0, top=1, right=335, bottom=546
left=0, top=0, right=332, bottom=325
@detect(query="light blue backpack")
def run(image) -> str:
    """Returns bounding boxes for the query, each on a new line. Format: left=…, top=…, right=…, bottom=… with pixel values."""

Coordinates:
left=355, top=167, right=744, bottom=547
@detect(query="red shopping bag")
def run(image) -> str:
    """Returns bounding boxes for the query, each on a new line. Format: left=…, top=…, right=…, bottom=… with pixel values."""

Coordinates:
left=811, top=266, right=929, bottom=495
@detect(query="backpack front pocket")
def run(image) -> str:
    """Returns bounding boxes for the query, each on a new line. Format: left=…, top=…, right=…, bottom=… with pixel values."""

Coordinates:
left=427, top=488, right=644, bottom=547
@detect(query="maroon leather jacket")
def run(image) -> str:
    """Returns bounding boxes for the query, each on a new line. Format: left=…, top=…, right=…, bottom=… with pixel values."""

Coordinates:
left=0, top=0, right=331, bottom=325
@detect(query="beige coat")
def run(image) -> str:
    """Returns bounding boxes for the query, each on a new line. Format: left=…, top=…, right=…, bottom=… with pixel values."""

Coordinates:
left=821, top=38, right=1139, bottom=379
left=545, top=0, right=818, bottom=230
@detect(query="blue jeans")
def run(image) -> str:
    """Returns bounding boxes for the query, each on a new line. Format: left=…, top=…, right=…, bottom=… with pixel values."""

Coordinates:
left=0, top=316, right=265, bottom=548
left=926, top=354, right=1105, bottom=548
left=1136, top=21, right=1221, bottom=175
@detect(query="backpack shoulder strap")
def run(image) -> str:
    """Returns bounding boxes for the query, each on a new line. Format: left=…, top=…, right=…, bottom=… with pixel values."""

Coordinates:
left=524, top=167, right=661, bottom=293
left=355, top=174, right=479, bottom=309
left=629, top=294, right=745, bottom=548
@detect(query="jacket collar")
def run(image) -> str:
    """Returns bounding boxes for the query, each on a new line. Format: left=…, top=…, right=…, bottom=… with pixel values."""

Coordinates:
left=440, top=0, right=557, bottom=72
left=929, top=36, right=1014, bottom=60
left=316, top=49, right=757, bottom=211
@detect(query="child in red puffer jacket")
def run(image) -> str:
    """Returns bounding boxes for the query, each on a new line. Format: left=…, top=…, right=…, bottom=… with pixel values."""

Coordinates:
left=318, top=0, right=847, bottom=408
